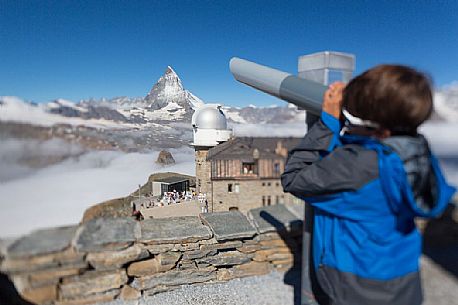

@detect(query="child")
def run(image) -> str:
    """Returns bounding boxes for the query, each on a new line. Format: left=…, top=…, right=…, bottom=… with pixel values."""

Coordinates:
left=281, top=65, right=455, bottom=305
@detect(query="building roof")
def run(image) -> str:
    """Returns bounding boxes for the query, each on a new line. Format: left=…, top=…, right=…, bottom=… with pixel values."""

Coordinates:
left=207, top=137, right=301, bottom=161
left=154, top=176, right=190, bottom=184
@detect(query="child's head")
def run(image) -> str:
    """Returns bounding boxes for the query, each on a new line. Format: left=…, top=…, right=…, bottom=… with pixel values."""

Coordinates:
left=342, top=65, right=433, bottom=135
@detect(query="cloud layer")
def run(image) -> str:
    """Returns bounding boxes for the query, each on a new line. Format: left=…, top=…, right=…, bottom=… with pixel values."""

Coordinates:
left=0, top=145, right=195, bottom=238
left=0, top=138, right=85, bottom=182
left=434, top=82, right=458, bottom=122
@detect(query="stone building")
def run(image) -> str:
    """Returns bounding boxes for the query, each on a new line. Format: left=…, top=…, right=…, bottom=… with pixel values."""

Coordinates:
left=191, top=104, right=232, bottom=203
left=191, top=104, right=302, bottom=214
left=205, top=137, right=303, bottom=213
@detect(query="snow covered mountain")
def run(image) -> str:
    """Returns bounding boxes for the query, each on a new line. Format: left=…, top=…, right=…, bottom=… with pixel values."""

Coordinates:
left=0, top=96, right=127, bottom=128
left=0, top=65, right=307, bottom=129
left=48, top=99, right=129, bottom=122
left=145, top=66, right=204, bottom=111
left=223, top=104, right=305, bottom=124
left=114, top=66, right=205, bottom=123
left=0, top=66, right=208, bottom=129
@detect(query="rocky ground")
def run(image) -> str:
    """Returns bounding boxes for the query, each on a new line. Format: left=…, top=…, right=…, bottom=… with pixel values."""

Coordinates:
left=97, top=256, right=458, bottom=305
left=421, top=256, right=458, bottom=305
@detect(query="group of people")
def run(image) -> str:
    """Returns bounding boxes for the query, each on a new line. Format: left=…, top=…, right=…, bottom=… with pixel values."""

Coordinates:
left=131, top=189, right=210, bottom=221
left=158, top=189, right=192, bottom=206
left=132, top=190, right=209, bottom=209
left=157, top=190, right=208, bottom=212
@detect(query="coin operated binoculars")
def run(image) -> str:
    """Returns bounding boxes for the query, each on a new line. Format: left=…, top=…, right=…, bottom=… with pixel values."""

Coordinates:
left=229, top=51, right=355, bottom=125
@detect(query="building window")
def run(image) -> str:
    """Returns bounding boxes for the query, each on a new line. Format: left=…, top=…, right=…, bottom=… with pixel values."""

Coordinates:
left=262, top=182, right=265, bottom=186
left=228, top=183, right=233, bottom=193
left=276, top=182, right=280, bottom=187
left=229, top=207, right=239, bottom=211
left=262, top=196, right=266, bottom=206
left=267, top=196, right=271, bottom=206
left=274, top=162, right=281, bottom=175
left=242, top=162, right=257, bottom=175
left=219, top=200, right=223, bottom=204
left=234, top=183, right=240, bottom=193
left=267, top=182, right=271, bottom=187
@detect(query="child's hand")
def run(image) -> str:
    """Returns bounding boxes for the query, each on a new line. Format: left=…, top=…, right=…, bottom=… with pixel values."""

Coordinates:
left=323, top=82, right=345, bottom=119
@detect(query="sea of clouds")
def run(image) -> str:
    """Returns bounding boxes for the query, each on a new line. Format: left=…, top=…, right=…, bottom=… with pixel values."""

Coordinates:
left=0, top=143, right=195, bottom=238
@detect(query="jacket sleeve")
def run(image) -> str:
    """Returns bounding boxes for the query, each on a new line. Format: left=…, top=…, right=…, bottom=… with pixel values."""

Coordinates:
left=281, top=112, right=378, bottom=198
left=281, top=112, right=341, bottom=197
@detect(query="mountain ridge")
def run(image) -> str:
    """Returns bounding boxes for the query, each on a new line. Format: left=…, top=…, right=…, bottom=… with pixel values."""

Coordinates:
left=0, top=66, right=308, bottom=128
left=1, top=67, right=457, bottom=129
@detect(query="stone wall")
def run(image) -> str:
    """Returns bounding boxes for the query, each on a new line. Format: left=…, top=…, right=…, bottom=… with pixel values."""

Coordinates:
left=0, top=204, right=304, bottom=305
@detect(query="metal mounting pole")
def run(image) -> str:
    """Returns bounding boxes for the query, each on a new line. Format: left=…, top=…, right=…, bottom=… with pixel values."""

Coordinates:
left=298, top=51, right=355, bottom=305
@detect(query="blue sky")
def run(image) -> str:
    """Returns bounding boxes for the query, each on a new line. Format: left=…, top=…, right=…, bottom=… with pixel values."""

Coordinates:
left=1, top=0, right=457, bottom=107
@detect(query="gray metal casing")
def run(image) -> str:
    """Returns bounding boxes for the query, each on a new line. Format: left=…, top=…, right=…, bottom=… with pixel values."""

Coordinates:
left=298, top=51, right=355, bottom=85
left=230, top=57, right=327, bottom=116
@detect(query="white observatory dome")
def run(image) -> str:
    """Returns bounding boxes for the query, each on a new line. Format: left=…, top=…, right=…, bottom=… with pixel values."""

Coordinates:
left=191, top=104, right=232, bottom=147
left=192, top=105, right=227, bottom=130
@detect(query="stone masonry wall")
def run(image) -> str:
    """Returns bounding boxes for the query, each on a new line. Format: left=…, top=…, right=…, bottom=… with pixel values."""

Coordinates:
left=0, top=204, right=304, bottom=305
left=212, top=179, right=301, bottom=214
left=195, top=149, right=212, bottom=201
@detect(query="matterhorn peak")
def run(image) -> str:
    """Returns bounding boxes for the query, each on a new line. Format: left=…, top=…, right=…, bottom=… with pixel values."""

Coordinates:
left=165, top=66, right=177, bottom=75
left=146, top=66, right=183, bottom=102
left=144, top=66, right=204, bottom=112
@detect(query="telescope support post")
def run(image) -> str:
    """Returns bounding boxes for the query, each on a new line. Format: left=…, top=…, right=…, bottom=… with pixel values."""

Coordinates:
left=298, top=51, right=355, bottom=305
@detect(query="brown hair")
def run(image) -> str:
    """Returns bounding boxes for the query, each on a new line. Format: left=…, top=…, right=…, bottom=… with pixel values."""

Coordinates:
left=342, top=65, right=433, bottom=135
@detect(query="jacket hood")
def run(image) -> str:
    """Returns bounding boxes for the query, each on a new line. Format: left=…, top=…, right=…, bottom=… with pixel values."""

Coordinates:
left=382, top=135, right=455, bottom=217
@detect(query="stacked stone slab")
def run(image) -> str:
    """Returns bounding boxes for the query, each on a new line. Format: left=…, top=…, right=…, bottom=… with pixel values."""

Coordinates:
left=0, top=204, right=303, bottom=305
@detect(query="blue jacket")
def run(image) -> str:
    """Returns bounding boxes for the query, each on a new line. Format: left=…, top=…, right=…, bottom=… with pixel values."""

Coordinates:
left=281, top=112, right=455, bottom=305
